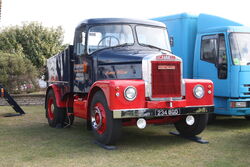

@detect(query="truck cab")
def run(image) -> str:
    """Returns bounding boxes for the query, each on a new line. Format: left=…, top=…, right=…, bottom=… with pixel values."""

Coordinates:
left=72, top=18, right=171, bottom=93
left=46, top=18, right=214, bottom=145
left=154, top=13, right=250, bottom=120
left=195, top=26, right=250, bottom=117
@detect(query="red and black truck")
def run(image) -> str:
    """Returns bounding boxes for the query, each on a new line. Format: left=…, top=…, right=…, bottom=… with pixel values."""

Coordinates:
left=45, top=18, right=214, bottom=145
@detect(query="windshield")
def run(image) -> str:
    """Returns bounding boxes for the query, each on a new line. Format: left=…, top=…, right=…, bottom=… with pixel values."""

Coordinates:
left=136, top=26, right=171, bottom=51
left=87, top=25, right=134, bottom=54
left=230, top=33, right=250, bottom=65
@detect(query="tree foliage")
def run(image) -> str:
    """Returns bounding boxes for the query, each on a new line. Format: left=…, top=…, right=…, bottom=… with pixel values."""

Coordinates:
left=0, top=22, right=65, bottom=69
left=0, top=52, right=38, bottom=93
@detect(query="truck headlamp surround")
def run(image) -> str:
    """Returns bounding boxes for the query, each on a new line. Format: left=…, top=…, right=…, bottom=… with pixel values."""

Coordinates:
left=193, top=85, right=205, bottom=99
left=124, top=86, right=137, bottom=101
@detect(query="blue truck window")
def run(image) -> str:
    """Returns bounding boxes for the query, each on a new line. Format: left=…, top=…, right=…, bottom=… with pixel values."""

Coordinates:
left=201, top=35, right=218, bottom=64
left=218, top=34, right=227, bottom=79
left=229, top=33, right=250, bottom=65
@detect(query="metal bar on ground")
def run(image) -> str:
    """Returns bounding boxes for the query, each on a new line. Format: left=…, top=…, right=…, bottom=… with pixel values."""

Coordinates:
left=169, top=131, right=209, bottom=144
left=0, top=84, right=25, bottom=116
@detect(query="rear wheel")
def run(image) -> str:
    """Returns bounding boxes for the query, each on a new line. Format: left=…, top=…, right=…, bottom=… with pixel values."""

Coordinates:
left=46, top=90, right=74, bottom=128
left=174, top=114, right=208, bottom=137
left=90, top=91, right=122, bottom=145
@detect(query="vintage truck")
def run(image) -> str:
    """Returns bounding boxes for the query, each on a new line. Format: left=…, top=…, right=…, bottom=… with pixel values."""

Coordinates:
left=153, top=13, right=250, bottom=122
left=45, top=18, right=214, bottom=145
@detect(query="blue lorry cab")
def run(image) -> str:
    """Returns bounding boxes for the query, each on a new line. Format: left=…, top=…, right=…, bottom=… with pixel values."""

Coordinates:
left=153, top=13, right=250, bottom=119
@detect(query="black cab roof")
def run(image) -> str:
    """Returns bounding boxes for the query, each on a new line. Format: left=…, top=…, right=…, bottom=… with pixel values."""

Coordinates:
left=76, top=18, right=166, bottom=29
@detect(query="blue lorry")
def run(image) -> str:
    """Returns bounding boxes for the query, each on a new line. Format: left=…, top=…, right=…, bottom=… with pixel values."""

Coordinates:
left=153, top=13, right=250, bottom=121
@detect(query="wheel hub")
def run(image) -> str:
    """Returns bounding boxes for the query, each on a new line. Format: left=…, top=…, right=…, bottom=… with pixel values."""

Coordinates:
left=91, top=106, right=103, bottom=130
left=47, top=98, right=55, bottom=120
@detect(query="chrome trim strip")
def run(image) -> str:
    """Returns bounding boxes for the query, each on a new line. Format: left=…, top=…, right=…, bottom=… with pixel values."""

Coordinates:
left=112, top=106, right=214, bottom=119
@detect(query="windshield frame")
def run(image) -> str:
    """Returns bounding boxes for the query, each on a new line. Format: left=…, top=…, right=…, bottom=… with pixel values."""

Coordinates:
left=135, top=25, right=171, bottom=52
left=86, top=24, right=135, bottom=54
left=229, top=32, right=250, bottom=66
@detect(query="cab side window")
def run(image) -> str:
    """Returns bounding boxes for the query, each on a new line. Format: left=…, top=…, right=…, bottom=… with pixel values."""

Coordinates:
left=201, top=35, right=218, bottom=64
left=74, top=26, right=86, bottom=56
left=218, top=35, right=227, bottom=65
left=201, top=34, right=227, bottom=79
left=217, top=34, right=227, bottom=79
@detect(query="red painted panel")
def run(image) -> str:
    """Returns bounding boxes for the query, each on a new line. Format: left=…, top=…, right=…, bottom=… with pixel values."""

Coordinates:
left=146, top=100, right=186, bottom=109
left=184, top=79, right=214, bottom=107
left=71, top=78, right=213, bottom=121
left=73, top=96, right=87, bottom=119
left=49, top=85, right=66, bottom=108
left=89, top=80, right=146, bottom=111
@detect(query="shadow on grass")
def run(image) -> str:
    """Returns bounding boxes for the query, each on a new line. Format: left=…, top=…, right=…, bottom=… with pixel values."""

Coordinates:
left=0, top=118, right=194, bottom=152
left=208, top=116, right=250, bottom=130
left=118, top=126, right=192, bottom=149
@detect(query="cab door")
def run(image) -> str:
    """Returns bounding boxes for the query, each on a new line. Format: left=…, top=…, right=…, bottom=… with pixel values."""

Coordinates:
left=73, top=25, right=92, bottom=93
left=194, top=33, right=230, bottom=97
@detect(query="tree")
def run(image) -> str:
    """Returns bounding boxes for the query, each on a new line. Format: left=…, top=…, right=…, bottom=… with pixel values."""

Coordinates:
left=0, top=0, right=2, bottom=21
left=0, top=22, right=65, bottom=70
left=0, top=51, right=38, bottom=93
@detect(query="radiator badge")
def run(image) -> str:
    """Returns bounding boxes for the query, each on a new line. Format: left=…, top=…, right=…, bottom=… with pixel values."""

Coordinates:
left=156, top=54, right=176, bottom=60
left=158, top=65, right=176, bottom=70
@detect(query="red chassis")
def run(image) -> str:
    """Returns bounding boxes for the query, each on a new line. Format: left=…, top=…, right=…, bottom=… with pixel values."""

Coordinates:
left=46, top=79, right=214, bottom=126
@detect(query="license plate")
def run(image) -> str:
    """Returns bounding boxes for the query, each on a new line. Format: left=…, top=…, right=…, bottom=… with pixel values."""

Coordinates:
left=155, top=108, right=180, bottom=116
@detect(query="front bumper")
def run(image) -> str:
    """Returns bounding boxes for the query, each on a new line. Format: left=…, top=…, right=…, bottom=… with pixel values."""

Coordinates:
left=214, top=97, right=250, bottom=116
left=113, top=106, right=214, bottom=119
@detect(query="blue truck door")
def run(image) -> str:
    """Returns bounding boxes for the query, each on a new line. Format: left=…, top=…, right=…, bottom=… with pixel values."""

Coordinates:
left=195, top=33, right=230, bottom=97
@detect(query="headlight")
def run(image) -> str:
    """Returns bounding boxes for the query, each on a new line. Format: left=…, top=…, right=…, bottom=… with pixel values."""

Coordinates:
left=124, top=86, right=137, bottom=101
left=193, top=85, right=204, bottom=99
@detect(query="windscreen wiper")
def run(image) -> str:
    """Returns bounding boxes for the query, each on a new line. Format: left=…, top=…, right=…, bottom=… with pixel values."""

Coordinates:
left=140, top=43, right=169, bottom=51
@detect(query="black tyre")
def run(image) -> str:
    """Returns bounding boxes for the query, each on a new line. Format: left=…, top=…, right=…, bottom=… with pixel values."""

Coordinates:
left=174, top=114, right=208, bottom=137
left=245, top=115, right=250, bottom=120
left=90, top=91, right=122, bottom=145
left=207, top=113, right=216, bottom=124
left=46, top=89, right=74, bottom=128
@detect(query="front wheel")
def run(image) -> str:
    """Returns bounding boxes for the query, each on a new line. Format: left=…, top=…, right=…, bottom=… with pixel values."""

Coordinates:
left=90, top=91, right=122, bottom=145
left=174, top=114, right=208, bottom=137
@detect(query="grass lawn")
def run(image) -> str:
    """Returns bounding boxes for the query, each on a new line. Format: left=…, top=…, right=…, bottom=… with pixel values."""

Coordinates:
left=0, top=105, right=250, bottom=167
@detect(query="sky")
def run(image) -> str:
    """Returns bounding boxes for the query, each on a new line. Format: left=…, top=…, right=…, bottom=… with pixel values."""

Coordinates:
left=1, top=0, right=250, bottom=44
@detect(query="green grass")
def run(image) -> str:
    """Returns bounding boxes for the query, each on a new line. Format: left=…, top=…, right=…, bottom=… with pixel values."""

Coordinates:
left=0, top=106, right=250, bottom=167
